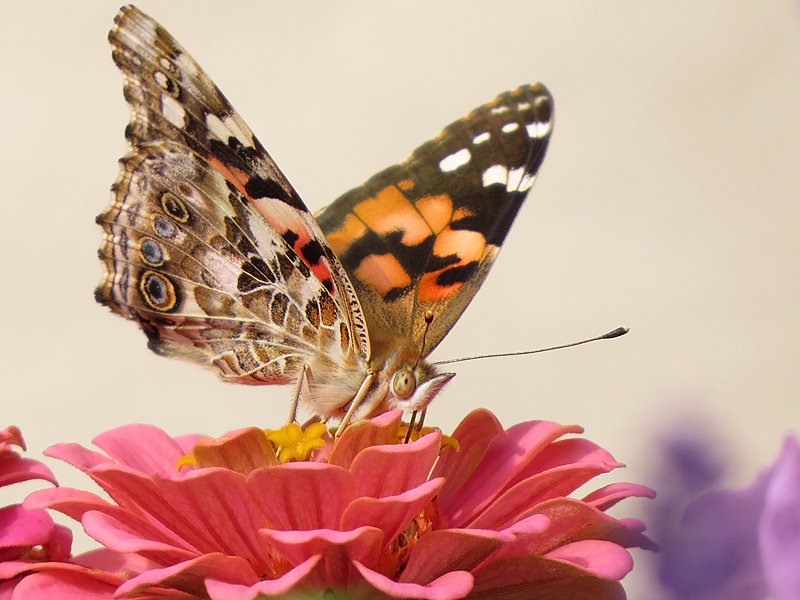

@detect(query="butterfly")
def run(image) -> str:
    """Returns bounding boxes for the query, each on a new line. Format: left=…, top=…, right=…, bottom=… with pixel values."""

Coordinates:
left=96, top=5, right=553, bottom=426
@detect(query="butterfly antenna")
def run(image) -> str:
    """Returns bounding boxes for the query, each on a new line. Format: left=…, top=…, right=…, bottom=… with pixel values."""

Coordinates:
left=432, top=327, right=629, bottom=366
left=413, top=311, right=435, bottom=370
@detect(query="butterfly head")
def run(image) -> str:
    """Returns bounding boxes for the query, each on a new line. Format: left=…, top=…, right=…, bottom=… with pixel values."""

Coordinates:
left=376, top=355, right=455, bottom=415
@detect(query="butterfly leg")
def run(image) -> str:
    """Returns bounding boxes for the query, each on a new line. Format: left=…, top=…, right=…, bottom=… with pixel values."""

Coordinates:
left=286, top=364, right=310, bottom=425
left=403, top=409, right=428, bottom=443
left=334, top=370, right=376, bottom=439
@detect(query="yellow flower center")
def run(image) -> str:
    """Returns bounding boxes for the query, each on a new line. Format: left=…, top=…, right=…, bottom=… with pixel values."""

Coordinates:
left=265, top=422, right=327, bottom=463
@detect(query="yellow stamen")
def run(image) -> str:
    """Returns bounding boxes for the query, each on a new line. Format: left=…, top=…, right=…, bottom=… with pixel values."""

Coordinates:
left=396, top=424, right=460, bottom=452
left=265, top=422, right=327, bottom=463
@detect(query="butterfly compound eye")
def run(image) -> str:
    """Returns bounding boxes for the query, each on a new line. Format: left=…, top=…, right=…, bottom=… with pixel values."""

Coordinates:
left=391, top=369, right=416, bottom=399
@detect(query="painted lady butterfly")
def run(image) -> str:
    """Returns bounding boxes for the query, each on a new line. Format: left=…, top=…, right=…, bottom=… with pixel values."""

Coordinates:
left=96, top=5, right=553, bottom=426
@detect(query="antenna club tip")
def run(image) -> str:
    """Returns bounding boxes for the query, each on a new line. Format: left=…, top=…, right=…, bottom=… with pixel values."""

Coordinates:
left=604, top=327, right=629, bottom=339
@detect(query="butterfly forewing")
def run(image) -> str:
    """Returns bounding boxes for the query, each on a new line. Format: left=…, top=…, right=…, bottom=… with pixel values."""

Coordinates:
left=98, top=6, right=369, bottom=395
left=316, top=84, right=553, bottom=359
left=106, top=5, right=369, bottom=361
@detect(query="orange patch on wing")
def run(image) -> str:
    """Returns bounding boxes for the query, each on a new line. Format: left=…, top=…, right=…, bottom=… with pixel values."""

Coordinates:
left=417, top=228, right=487, bottom=303
left=415, top=194, right=454, bottom=234
left=326, top=213, right=367, bottom=255
left=433, top=228, right=486, bottom=263
left=397, top=179, right=414, bottom=191
left=207, top=156, right=249, bottom=198
left=208, top=156, right=336, bottom=294
left=453, top=206, right=474, bottom=221
left=354, top=186, right=431, bottom=246
left=418, top=272, right=460, bottom=302
left=354, top=254, right=411, bottom=296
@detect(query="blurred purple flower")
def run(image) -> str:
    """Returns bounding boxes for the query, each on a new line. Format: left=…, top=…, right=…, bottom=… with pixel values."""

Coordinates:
left=653, top=431, right=800, bottom=600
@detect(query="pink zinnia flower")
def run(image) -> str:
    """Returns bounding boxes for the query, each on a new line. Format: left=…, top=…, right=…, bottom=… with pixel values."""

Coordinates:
left=20, top=409, right=653, bottom=599
left=0, top=425, right=71, bottom=598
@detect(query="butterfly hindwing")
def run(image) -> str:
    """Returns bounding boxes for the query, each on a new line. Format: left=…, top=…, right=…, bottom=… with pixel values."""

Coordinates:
left=316, top=84, right=553, bottom=358
left=97, top=140, right=360, bottom=385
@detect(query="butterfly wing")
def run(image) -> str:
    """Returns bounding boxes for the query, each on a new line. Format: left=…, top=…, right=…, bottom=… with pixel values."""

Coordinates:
left=316, top=84, right=553, bottom=358
left=97, top=6, right=369, bottom=389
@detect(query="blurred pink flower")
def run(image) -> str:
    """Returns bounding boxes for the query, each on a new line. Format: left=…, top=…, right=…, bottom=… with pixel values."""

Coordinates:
left=19, top=410, right=654, bottom=599
left=0, top=425, right=72, bottom=598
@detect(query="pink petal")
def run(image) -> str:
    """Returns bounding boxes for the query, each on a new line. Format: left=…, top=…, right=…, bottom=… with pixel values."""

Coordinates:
left=438, top=421, right=581, bottom=527
left=506, top=438, right=620, bottom=491
left=0, top=426, right=24, bottom=450
left=44, top=443, right=113, bottom=471
left=400, top=529, right=507, bottom=584
left=532, top=497, right=656, bottom=551
left=491, top=497, right=656, bottom=562
left=91, top=467, right=270, bottom=564
left=349, top=432, right=441, bottom=499
left=760, top=435, right=800, bottom=600
left=0, top=560, right=125, bottom=588
left=44, top=525, right=73, bottom=562
left=70, top=548, right=157, bottom=575
left=470, top=554, right=626, bottom=600
left=260, top=526, right=383, bottom=580
left=0, top=457, right=57, bottom=488
left=614, top=517, right=648, bottom=534
left=340, top=478, right=443, bottom=545
left=0, top=505, right=54, bottom=548
left=248, top=462, right=355, bottom=531
left=582, top=482, right=656, bottom=510
left=115, top=553, right=259, bottom=598
left=205, top=556, right=321, bottom=600
left=10, top=570, right=118, bottom=600
left=24, top=487, right=126, bottom=523
left=545, top=540, right=633, bottom=580
left=190, top=428, right=278, bottom=473
left=93, top=424, right=189, bottom=476
left=25, top=487, right=187, bottom=552
left=354, top=561, right=474, bottom=600
left=431, top=409, right=504, bottom=498
left=173, top=434, right=208, bottom=454
left=82, top=511, right=198, bottom=565
left=328, top=410, right=404, bottom=470
left=0, top=578, right=18, bottom=600
left=504, top=513, right=551, bottom=536
left=468, top=464, right=615, bottom=530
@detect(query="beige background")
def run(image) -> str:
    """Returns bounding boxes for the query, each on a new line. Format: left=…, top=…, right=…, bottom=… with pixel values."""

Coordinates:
left=2, top=2, right=800, bottom=597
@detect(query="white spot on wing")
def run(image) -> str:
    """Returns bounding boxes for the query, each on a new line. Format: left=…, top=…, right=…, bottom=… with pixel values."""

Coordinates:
left=206, top=113, right=230, bottom=142
left=473, top=132, right=490, bottom=145
left=501, top=122, right=519, bottom=134
left=154, top=71, right=170, bottom=90
left=526, top=120, right=551, bottom=138
left=517, top=102, right=531, bottom=111
left=491, top=106, right=510, bottom=115
left=519, top=173, right=536, bottom=191
left=506, top=167, right=524, bottom=191
left=482, top=165, right=507, bottom=187
left=439, top=148, right=471, bottom=172
left=223, top=116, right=255, bottom=148
left=174, top=52, right=200, bottom=77
left=161, top=94, right=186, bottom=128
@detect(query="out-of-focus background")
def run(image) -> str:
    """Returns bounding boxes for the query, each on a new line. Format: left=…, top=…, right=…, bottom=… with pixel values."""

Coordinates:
left=1, top=2, right=799, bottom=597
